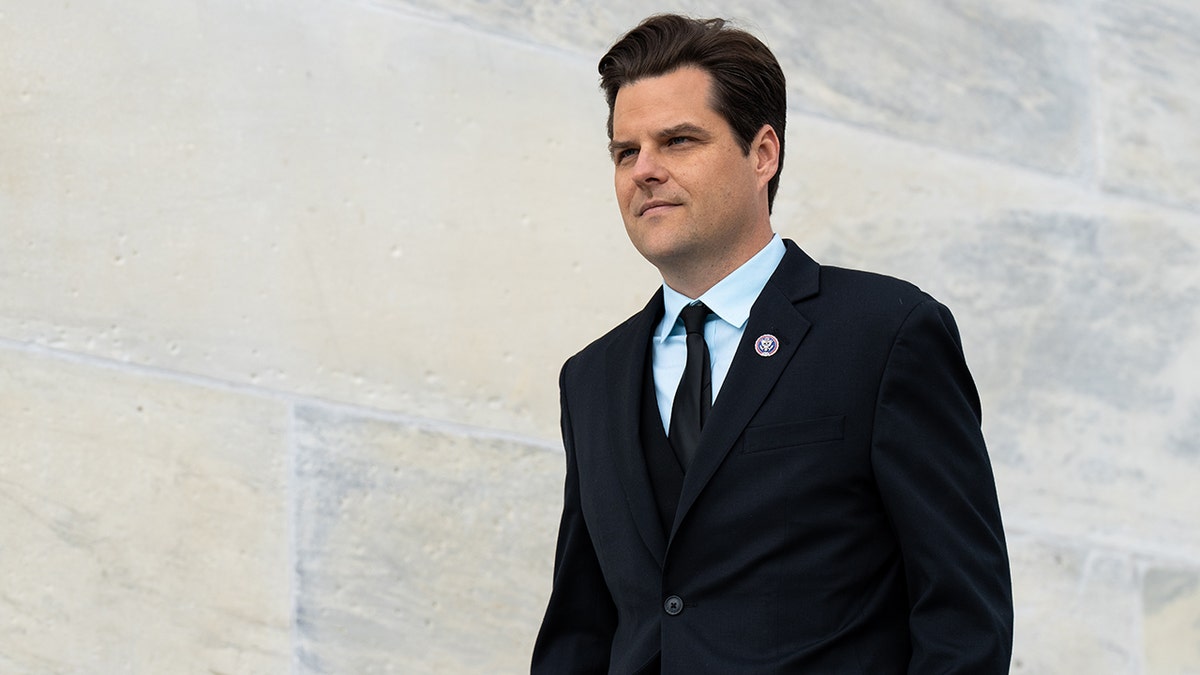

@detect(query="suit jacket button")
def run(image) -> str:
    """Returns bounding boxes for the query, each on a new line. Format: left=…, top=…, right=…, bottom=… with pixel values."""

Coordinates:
left=664, top=595, right=683, bottom=616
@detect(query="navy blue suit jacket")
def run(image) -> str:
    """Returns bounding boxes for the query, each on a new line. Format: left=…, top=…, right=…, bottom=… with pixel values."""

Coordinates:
left=533, top=240, right=1013, bottom=673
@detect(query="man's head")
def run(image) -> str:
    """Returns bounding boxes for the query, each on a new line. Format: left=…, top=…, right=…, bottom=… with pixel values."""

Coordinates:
left=599, top=14, right=786, bottom=211
left=600, top=15, right=785, bottom=297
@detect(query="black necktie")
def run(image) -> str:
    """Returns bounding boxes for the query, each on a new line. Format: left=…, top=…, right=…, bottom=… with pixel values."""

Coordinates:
left=669, top=302, right=712, bottom=471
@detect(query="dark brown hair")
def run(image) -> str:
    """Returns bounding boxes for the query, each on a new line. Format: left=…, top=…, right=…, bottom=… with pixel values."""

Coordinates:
left=599, top=14, right=787, bottom=210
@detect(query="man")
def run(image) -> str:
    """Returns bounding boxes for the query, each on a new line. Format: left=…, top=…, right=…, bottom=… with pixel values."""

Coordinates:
left=533, top=14, right=1012, bottom=674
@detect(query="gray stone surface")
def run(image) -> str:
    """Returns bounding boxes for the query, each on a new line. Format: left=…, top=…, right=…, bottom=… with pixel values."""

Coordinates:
left=1144, top=567, right=1200, bottom=673
left=770, top=1, right=1094, bottom=177
left=292, top=405, right=561, bottom=673
left=1098, top=0, right=1200, bottom=209
left=381, top=0, right=1094, bottom=176
left=950, top=206, right=1200, bottom=557
left=0, top=350, right=291, bottom=673
left=0, top=0, right=648, bottom=441
left=1009, top=537, right=1140, bottom=673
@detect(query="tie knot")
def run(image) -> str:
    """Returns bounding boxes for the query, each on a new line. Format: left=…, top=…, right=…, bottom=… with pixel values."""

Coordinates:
left=680, top=302, right=711, bottom=335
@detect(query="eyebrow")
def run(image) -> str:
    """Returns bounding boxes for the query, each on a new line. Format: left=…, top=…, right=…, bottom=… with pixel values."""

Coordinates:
left=608, top=122, right=712, bottom=155
left=608, top=139, right=636, bottom=156
left=659, top=122, right=710, bottom=139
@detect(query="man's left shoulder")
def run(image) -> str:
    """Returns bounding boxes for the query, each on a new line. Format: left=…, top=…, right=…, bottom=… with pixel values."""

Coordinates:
left=814, top=264, right=939, bottom=317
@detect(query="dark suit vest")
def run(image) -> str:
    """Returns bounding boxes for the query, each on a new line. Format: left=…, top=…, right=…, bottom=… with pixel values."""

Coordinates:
left=639, top=350, right=686, bottom=541
left=637, top=352, right=674, bottom=675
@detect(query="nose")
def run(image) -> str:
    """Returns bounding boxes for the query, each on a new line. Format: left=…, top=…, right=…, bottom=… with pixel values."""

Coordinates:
left=630, top=148, right=666, bottom=187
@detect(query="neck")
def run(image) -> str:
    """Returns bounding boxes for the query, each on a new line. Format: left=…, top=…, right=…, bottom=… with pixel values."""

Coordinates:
left=660, top=229, right=774, bottom=299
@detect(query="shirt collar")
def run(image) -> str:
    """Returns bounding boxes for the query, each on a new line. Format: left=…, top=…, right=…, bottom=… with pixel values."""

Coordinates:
left=656, top=234, right=786, bottom=338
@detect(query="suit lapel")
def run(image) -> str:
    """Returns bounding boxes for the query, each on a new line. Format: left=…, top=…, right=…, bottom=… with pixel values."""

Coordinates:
left=604, top=290, right=668, bottom=566
left=670, top=241, right=820, bottom=542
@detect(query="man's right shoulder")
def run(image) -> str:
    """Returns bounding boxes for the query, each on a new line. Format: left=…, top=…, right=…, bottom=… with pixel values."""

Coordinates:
left=561, top=300, right=657, bottom=383
left=566, top=311, right=638, bottom=364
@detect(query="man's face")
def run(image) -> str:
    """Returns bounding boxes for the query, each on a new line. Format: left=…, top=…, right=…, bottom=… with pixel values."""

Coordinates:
left=609, top=66, right=769, bottom=280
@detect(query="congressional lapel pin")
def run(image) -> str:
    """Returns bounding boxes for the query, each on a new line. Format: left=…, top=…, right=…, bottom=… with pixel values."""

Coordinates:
left=754, top=333, right=779, bottom=357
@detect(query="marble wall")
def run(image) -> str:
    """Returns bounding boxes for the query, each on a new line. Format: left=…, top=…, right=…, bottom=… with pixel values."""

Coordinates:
left=2, top=0, right=1197, bottom=672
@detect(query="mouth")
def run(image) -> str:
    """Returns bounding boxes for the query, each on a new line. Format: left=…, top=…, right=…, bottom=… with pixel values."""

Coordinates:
left=638, top=201, right=679, bottom=217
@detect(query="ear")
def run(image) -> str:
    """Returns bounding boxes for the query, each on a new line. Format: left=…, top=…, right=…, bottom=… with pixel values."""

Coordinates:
left=751, top=124, right=780, bottom=189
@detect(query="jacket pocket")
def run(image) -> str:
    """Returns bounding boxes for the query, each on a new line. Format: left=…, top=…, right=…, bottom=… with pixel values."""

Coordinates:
left=742, top=415, right=845, bottom=454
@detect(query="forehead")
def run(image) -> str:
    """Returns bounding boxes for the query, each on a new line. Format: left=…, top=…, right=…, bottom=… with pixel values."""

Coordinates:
left=612, top=66, right=720, bottom=136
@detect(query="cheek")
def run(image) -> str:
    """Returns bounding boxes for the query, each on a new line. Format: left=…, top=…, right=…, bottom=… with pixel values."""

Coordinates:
left=613, top=174, right=633, bottom=206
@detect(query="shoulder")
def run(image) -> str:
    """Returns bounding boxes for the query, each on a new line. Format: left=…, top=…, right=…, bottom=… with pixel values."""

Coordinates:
left=782, top=262, right=951, bottom=343
left=561, top=291, right=661, bottom=384
left=772, top=239, right=936, bottom=319
left=566, top=312, right=638, bottom=365
left=813, top=265, right=969, bottom=358
left=818, top=265, right=934, bottom=313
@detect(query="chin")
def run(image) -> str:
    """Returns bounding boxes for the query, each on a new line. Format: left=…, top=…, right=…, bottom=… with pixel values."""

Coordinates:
left=634, top=240, right=693, bottom=270
left=627, top=221, right=696, bottom=264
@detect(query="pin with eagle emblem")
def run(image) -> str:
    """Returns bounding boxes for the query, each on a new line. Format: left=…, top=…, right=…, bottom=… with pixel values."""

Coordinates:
left=754, top=334, right=779, bottom=357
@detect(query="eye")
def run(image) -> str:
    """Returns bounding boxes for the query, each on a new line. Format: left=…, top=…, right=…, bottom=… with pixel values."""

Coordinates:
left=667, top=136, right=691, bottom=146
left=615, top=148, right=638, bottom=163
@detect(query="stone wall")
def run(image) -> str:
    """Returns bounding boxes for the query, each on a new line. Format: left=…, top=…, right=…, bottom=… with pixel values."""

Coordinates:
left=2, top=1, right=1197, bottom=672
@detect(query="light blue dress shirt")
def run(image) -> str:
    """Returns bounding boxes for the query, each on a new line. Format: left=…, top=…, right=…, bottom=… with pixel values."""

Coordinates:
left=652, top=234, right=787, bottom=434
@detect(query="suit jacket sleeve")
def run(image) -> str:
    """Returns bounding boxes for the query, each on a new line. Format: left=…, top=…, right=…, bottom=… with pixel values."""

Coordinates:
left=531, top=362, right=617, bottom=674
left=870, top=299, right=1014, bottom=673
